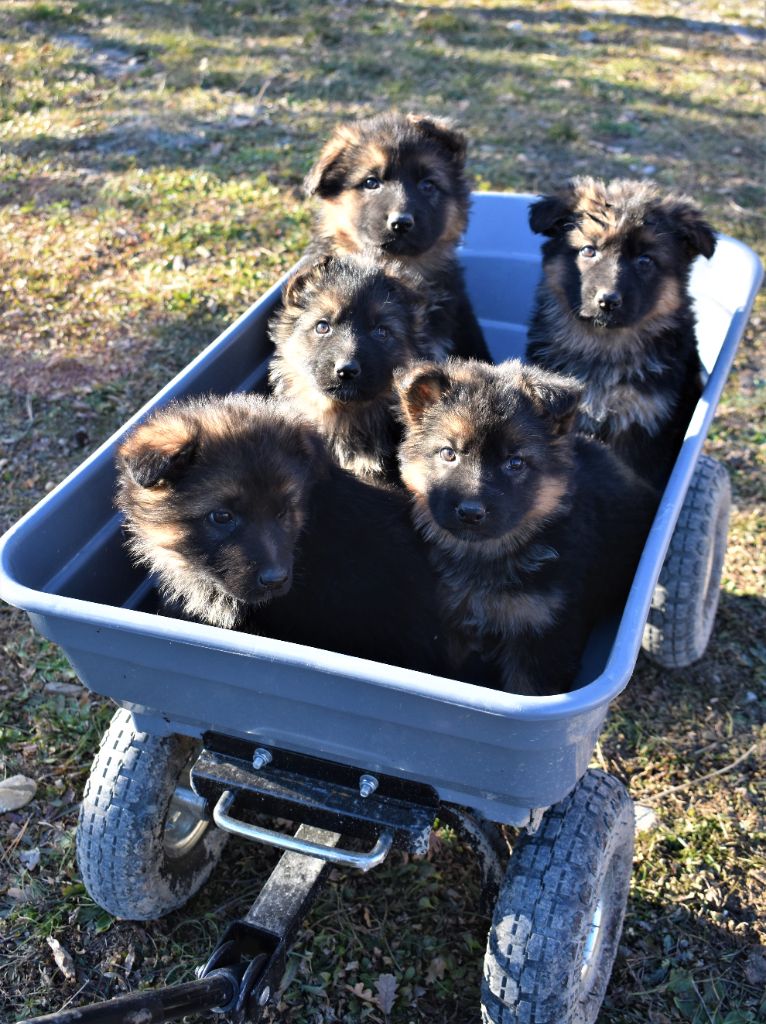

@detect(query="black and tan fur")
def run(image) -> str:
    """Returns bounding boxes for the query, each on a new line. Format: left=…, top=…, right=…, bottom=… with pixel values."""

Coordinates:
left=395, top=358, right=656, bottom=695
left=526, top=177, right=716, bottom=489
left=116, top=394, right=448, bottom=675
left=305, top=111, right=492, bottom=362
left=268, top=254, right=427, bottom=483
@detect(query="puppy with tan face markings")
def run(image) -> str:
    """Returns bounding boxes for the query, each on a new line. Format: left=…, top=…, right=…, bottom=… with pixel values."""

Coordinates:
left=395, top=358, right=657, bottom=696
left=268, top=253, right=430, bottom=484
left=115, top=393, right=449, bottom=676
left=304, top=111, right=492, bottom=363
left=526, top=177, right=717, bottom=490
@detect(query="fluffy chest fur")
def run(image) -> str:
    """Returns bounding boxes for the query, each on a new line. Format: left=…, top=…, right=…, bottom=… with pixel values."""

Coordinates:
left=270, top=364, right=401, bottom=481
left=432, top=540, right=564, bottom=655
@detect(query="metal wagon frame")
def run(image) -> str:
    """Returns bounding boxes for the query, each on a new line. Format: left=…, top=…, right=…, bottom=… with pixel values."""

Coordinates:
left=1, top=192, right=761, bottom=1024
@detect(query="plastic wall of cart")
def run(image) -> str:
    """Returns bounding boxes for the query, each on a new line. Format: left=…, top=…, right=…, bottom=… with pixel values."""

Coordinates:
left=0, top=193, right=762, bottom=823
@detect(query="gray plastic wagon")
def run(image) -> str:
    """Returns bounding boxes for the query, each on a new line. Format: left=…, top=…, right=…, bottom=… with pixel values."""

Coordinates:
left=2, top=193, right=762, bottom=1024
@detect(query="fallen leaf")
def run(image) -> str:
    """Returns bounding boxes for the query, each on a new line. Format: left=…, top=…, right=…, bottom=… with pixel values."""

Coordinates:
left=18, top=847, right=40, bottom=870
left=744, top=947, right=766, bottom=985
left=47, top=936, right=76, bottom=981
left=348, top=981, right=374, bottom=1003
left=634, top=803, right=658, bottom=833
left=426, top=955, right=447, bottom=984
left=375, top=973, right=397, bottom=1016
left=0, top=775, right=37, bottom=812
left=43, top=681, right=82, bottom=695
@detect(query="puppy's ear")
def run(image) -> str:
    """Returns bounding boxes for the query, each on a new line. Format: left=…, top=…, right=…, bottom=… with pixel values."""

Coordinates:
left=528, top=192, right=576, bottom=237
left=283, top=255, right=333, bottom=308
left=521, top=365, right=583, bottom=436
left=407, top=114, right=467, bottom=165
left=394, top=362, right=451, bottom=426
left=662, top=197, right=717, bottom=260
left=304, top=125, right=355, bottom=197
left=118, top=414, right=198, bottom=488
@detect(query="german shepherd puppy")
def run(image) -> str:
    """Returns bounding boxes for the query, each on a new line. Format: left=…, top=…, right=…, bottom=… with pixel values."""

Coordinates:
left=268, top=253, right=427, bottom=484
left=305, top=111, right=492, bottom=363
left=395, top=358, right=656, bottom=696
left=526, top=177, right=716, bottom=490
left=115, top=394, right=448, bottom=676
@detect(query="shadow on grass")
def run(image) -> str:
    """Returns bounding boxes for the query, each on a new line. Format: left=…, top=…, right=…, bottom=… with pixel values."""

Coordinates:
left=12, top=1, right=764, bottom=43
left=406, top=2, right=765, bottom=44
left=633, top=589, right=766, bottom=696
left=3, top=0, right=763, bottom=191
left=0, top=306, right=231, bottom=531
left=606, top=892, right=763, bottom=1023
left=0, top=171, right=109, bottom=209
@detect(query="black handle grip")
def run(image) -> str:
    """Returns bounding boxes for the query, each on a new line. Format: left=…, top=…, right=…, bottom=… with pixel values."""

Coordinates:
left=17, top=969, right=237, bottom=1024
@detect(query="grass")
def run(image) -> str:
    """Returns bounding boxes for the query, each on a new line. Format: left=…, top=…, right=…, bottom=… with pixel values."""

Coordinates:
left=0, top=1, right=764, bottom=1021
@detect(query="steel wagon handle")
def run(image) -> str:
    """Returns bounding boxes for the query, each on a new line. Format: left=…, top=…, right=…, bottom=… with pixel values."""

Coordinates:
left=212, top=789, right=393, bottom=872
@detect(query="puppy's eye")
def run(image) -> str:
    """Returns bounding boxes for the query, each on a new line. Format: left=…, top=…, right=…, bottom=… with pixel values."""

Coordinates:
left=503, top=455, right=526, bottom=473
left=372, top=324, right=389, bottom=340
left=418, top=178, right=436, bottom=195
left=208, top=509, right=234, bottom=526
left=439, top=446, right=457, bottom=463
left=579, top=245, right=597, bottom=258
left=363, top=176, right=381, bottom=190
left=636, top=254, right=654, bottom=268
left=315, top=320, right=331, bottom=335
left=276, top=507, right=289, bottom=521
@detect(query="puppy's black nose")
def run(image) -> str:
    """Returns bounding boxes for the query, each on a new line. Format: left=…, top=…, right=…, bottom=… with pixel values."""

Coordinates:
left=388, top=212, right=414, bottom=234
left=258, top=568, right=289, bottom=590
left=335, top=358, right=361, bottom=380
left=456, top=501, right=487, bottom=524
left=597, top=290, right=622, bottom=311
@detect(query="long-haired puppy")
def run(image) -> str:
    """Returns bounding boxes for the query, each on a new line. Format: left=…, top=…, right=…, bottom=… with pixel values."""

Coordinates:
left=395, top=358, right=657, bottom=696
left=268, top=254, right=428, bottom=484
left=526, top=177, right=716, bottom=489
left=115, top=394, right=448, bottom=676
left=305, top=111, right=492, bottom=363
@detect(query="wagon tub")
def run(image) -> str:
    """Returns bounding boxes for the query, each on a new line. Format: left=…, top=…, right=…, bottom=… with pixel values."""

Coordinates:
left=1, top=193, right=762, bottom=1024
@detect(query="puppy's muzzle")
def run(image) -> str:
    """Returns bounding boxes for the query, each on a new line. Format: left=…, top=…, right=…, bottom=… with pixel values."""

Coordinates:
left=257, top=566, right=290, bottom=591
left=387, top=212, right=414, bottom=235
left=334, top=358, right=361, bottom=381
left=456, top=500, right=487, bottom=525
left=597, top=290, right=622, bottom=312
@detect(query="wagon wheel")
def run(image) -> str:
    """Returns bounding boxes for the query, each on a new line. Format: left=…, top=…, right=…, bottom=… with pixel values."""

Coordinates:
left=77, top=707, right=228, bottom=920
left=643, top=454, right=731, bottom=668
left=481, top=769, right=634, bottom=1024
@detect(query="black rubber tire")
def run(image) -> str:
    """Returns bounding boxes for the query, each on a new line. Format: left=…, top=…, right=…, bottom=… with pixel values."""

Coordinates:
left=77, top=708, right=228, bottom=920
left=643, top=455, right=731, bottom=668
left=481, top=769, right=634, bottom=1024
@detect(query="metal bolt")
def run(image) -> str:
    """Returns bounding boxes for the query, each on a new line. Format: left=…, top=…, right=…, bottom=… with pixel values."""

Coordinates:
left=252, top=748, right=272, bottom=770
left=359, top=774, right=378, bottom=798
left=258, top=986, right=271, bottom=1007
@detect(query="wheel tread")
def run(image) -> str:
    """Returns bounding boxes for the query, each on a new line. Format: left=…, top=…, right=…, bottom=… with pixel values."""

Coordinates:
left=643, top=455, right=731, bottom=669
left=481, top=770, right=634, bottom=1024
left=76, top=708, right=227, bottom=920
